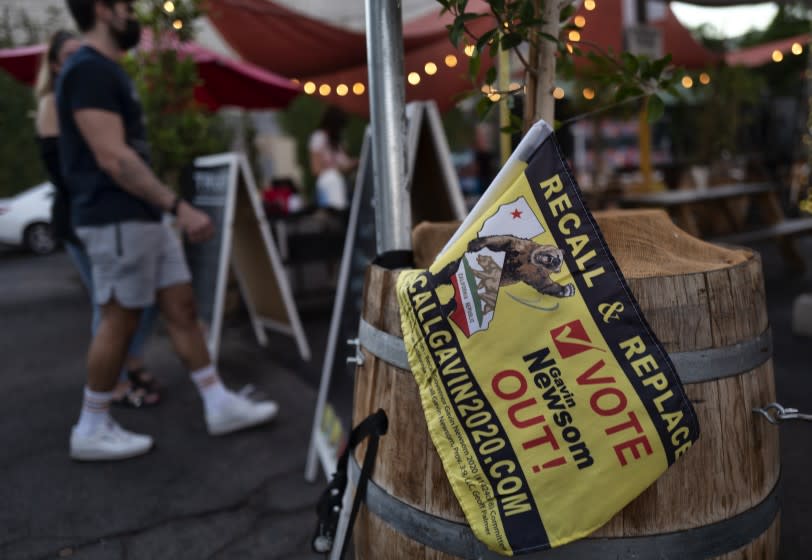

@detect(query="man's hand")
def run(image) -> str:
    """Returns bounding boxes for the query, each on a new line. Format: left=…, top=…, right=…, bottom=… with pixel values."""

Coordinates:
left=176, top=202, right=214, bottom=243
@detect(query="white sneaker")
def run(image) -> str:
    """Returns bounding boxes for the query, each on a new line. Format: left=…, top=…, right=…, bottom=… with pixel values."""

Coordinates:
left=70, top=421, right=154, bottom=461
left=206, top=392, right=279, bottom=436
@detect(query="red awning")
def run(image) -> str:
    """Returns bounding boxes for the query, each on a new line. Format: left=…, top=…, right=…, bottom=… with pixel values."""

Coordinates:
left=572, top=0, right=722, bottom=69
left=0, top=44, right=45, bottom=86
left=0, top=37, right=300, bottom=111
left=725, top=33, right=809, bottom=67
left=206, top=0, right=495, bottom=116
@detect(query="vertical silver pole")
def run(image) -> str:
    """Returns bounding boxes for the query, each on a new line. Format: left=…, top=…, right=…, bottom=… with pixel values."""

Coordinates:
left=365, top=0, right=412, bottom=254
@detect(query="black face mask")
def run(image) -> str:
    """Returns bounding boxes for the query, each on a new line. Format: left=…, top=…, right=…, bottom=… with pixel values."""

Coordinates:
left=110, top=18, right=141, bottom=51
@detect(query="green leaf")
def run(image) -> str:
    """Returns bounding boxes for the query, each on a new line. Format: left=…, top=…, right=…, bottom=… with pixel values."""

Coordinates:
left=468, top=53, right=482, bottom=80
left=500, top=32, right=524, bottom=50
left=475, top=96, right=495, bottom=119
left=520, top=0, right=536, bottom=23
left=621, top=52, right=639, bottom=74
left=476, top=29, right=497, bottom=52
left=485, top=66, right=497, bottom=85
left=449, top=21, right=463, bottom=47
left=647, top=95, right=665, bottom=122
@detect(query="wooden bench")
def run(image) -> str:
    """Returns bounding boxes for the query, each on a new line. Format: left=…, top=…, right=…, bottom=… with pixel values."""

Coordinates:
left=712, top=216, right=812, bottom=245
left=619, top=182, right=812, bottom=270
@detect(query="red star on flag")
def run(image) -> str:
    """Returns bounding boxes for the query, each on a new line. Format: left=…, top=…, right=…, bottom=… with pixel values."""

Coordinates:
left=511, top=208, right=523, bottom=219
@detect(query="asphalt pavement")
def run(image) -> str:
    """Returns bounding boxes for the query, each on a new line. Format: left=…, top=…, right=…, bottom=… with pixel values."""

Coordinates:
left=0, top=237, right=810, bottom=560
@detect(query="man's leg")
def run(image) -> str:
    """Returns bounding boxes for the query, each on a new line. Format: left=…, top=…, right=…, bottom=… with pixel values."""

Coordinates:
left=156, top=282, right=210, bottom=370
left=157, top=281, right=278, bottom=435
left=87, top=301, right=141, bottom=391
left=71, top=300, right=154, bottom=461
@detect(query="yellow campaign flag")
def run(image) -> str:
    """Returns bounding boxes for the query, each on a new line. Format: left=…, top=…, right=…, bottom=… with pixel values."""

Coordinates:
left=396, top=121, right=700, bottom=556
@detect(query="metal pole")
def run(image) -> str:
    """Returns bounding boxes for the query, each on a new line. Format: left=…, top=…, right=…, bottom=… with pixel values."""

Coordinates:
left=365, top=0, right=411, bottom=254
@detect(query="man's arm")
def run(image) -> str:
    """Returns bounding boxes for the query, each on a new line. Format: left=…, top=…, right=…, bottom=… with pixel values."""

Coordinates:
left=74, top=108, right=213, bottom=242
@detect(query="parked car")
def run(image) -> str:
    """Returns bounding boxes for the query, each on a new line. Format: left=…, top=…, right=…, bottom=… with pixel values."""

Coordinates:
left=0, top=183, right=57, bottom=255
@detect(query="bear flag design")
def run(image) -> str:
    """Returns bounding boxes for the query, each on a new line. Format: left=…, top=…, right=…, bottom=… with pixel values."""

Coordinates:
left=396, top=122, right=700, bottom=556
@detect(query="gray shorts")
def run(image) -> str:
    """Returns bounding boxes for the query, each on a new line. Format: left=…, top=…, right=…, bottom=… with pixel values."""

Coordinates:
left=76, top=221, right=192, bottom=309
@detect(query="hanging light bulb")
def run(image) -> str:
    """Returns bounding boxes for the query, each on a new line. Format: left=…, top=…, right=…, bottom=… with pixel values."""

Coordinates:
left=553, top=87, right=565, bottom=99
left=319, top=84, right=331, bottom=96
left=424, top=62, right=437, bottom=75
left=445, top=54, right=458, bottom=68
left=303, top=81, right=316, bottom=95
left=582, top=87, right=595, bottom=100
left=336, top=84, right=349, bottom=96
left=352, top=82, right=365, bottom=95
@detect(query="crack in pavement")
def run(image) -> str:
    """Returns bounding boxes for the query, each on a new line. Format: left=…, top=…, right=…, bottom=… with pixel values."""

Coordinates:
left=22, top=466, right=320, bottom=560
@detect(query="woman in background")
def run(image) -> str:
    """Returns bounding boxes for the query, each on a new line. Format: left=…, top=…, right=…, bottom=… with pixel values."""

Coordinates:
left=308, top=106, right=357, bottom=211
left=35, top=30, right=161, bottom=407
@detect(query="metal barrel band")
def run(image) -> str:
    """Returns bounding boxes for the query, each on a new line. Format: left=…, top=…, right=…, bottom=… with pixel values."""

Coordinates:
left=358, top=319, right=773, bottom=385
left=349, top=455, right=780, bottom=559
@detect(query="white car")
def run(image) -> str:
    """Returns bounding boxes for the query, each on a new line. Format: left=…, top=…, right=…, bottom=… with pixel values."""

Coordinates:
left=0, top=182, right=58, bottom=255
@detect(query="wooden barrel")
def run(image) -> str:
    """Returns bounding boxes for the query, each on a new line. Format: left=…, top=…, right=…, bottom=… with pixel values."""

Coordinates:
left=351, top=209, right=780, bottom=559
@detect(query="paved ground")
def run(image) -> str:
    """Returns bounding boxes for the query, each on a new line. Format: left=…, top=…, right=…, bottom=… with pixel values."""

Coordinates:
left=0, top=236, right=810, bottom=559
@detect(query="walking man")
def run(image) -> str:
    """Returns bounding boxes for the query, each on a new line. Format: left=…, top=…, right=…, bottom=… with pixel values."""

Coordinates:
left=58, top=0, right=278, bottom=461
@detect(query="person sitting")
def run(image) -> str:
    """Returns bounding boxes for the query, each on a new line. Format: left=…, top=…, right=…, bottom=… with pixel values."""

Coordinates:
left=308, top=106, right=357, bottom=211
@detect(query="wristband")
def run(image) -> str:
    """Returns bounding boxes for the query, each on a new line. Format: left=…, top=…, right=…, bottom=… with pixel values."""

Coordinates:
left=169, top=195, right=183, bottom=216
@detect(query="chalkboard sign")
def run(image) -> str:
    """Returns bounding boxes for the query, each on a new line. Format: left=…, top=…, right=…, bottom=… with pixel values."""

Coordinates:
left=182, top=160, right=234, bottom=335
left=182, top=152, right=310, bottom=363
left=305, top=101, right=466, bottom=480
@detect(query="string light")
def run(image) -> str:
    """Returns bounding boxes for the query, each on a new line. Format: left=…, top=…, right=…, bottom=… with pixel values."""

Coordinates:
left=792, top=43, right=803, bottom=55
left=772, top=50, right=783, bottom=62
left=163, top=1, right=175, bottom=13
left=172, top=19, right=183, bottom=30
left=568, top=30, right=581, bottom=42
left=582, top=87, right=595, bottom=100
left=296, top=48, right=506, bottom=98
left=566, top=43, right=574, bottom=54
left=681, top=76, right=693, bottom=88
left=584, top=0, right=596, bottom=10
left=553, top=87, right=565, bottom=99
left=574, top=16, right=586, bottom=28
left=699, top=73, right=710, bottom=85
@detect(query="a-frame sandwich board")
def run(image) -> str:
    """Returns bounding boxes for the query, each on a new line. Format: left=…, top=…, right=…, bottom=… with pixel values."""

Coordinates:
left=183, top=152, right=311, bottom=363
left=305, top=100, right=466, bottom=482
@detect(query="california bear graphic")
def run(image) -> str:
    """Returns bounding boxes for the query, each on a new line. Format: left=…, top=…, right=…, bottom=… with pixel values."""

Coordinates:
left=433, top=234, right=575, bottom=318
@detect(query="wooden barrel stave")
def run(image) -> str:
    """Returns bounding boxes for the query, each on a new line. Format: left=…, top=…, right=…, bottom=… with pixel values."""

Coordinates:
left=352, top=210, right=780, bottom=559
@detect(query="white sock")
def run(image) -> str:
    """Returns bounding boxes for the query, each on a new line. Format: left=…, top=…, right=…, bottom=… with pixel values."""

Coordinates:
left=191, top=364, right=230, bottom=411
left=76, top=387, right=113, bottom=436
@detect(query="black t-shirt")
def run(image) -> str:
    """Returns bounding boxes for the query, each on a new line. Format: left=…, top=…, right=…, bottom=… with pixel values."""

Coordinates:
left=55, top=45, right=161, bottom=226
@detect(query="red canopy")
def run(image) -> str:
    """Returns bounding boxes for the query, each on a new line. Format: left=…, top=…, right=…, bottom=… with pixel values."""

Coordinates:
left=0, top=38, right=300, bottom=111
left=572, top=0, right=722, bottom=70
left=725, top=33, right=809, bottom=67
left=206, top=0, right=495, bottom=116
